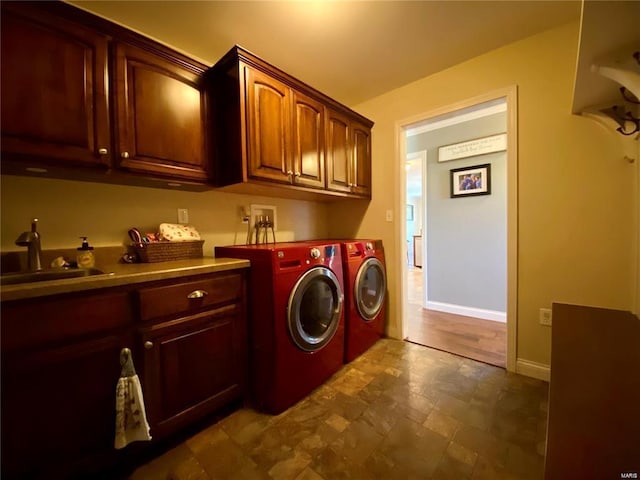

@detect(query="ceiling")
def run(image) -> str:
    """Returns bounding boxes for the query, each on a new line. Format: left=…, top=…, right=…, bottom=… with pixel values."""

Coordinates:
left=69, top=0, right=581, bottom=107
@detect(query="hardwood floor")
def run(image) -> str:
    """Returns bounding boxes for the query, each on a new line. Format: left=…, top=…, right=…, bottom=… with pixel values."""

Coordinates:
left=405, top=267, right=507, bottom=368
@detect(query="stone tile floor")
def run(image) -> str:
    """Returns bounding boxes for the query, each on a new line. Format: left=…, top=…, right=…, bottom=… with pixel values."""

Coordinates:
left=129, top=339, right=548, bottom=480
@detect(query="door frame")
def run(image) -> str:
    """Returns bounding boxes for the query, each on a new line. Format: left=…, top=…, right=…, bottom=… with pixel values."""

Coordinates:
left=395, top=86, right=518, bottom=372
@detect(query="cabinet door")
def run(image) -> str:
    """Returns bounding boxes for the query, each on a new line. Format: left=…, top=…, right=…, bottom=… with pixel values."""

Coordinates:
left=243, top=66, right=293, bottom=184
left=140, top=304, right=246, bottom=438
left=1, top=333, right=131, bottom=478
left=0, top=5, right=111, bottom=168
left=1, top=289, right=135, bottom=477
left=292, top=91, right=325, bottom=189
left=325, top=109, right=352, bottom=193
left=113, top=43, right=208, bottom=181
left=351, top=121, right=372, bottom=198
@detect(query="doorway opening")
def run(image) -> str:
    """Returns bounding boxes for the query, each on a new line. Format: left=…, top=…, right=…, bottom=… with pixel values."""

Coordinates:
left=398, top=87, right=518, bottom=371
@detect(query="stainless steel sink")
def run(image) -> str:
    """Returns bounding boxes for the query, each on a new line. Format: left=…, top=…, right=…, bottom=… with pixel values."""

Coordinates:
left=0, top=268, right=113, bottom=286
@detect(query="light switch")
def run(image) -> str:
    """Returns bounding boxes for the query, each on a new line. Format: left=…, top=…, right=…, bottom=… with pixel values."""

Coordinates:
left=385, top=210, right=393, bottom=222
left=177, top=208, right=189, bottom=224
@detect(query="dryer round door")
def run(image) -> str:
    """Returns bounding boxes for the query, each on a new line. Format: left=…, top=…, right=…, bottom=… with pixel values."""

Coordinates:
left=287, top=266, right=344, bottom=352
left=355, top=257, right=386, bottom=321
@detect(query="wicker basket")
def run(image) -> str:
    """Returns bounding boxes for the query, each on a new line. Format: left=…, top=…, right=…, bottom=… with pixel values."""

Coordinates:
left=133, top=240, right=204, bottom=263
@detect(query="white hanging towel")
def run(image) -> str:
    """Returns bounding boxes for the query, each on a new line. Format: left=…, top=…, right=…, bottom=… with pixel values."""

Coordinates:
left=114, top=374, right=152, bottom=449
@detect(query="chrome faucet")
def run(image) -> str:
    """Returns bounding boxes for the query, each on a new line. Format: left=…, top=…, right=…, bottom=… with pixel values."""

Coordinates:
left=15, top=218, right=42, bottom=271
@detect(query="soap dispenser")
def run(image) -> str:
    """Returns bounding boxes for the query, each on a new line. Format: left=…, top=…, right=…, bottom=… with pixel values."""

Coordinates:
left=77, top=237, right=95, bottom=268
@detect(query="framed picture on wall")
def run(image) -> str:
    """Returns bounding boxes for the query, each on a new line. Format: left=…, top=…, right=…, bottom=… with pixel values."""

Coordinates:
left=450, top=164, right=491, bottom=198
left=406, top=204, right=414, bottom=221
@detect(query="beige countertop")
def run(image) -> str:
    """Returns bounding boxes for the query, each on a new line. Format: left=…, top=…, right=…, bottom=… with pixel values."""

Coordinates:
left=0, top=257, right=250, bottom=302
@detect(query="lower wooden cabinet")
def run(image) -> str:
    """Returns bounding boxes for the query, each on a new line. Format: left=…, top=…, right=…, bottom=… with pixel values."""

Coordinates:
left=1, top=290, right=134, bottom=478
left=0, top=269, right=247, bottom=478
left=2, top=333, right=132, bottom=478
left=136, top=271, right=246, bottom=438
left=140, top=303, right=246, bottom=438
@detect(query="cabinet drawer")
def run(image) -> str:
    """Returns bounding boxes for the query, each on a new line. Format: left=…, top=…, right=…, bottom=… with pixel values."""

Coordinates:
left=1, top=291, right=134, bottom=351
left=138, top=272, right=243, bottom=321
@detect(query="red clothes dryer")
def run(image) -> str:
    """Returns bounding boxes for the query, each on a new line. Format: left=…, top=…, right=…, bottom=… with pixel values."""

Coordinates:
left=215, top=242, right=345, bottom=414
left=341, top=240, right=387, bottom=362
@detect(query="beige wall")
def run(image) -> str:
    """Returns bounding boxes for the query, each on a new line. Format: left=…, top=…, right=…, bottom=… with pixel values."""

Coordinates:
left=1, top=175, right=329, bottom=256
left=328, top=21, right=636, bottom=366
left=2, top=19, right=636, bottom=369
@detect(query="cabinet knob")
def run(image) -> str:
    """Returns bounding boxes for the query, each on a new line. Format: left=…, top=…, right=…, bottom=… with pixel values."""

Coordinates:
left=187, top=289, right=208, bottom=299
left=98, top=148, right=108, bottom=155
left=121, top=151, right=130, bottom=159
left=294, top=171, right=301, bottom=177
left=286, top=170, right=293, bottom=176
left=144, top=341, right=154, bottom=350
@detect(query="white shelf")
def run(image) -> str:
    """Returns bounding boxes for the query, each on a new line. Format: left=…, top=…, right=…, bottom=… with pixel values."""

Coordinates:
left=572, top=1, right=640, bottom=121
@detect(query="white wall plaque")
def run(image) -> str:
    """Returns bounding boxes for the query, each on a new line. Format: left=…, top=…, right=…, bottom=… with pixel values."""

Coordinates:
left=438, top=133, right=507, bottom=162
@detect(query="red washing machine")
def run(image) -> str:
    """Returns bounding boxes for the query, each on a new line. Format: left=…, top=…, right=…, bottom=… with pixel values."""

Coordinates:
left=214, top=242, right=345, bottom=414
left=341, top=240, right=387, bottom=362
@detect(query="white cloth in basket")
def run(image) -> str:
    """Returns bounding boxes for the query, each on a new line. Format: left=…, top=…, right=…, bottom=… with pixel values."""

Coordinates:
left=158, top=223, right=201, bottom=242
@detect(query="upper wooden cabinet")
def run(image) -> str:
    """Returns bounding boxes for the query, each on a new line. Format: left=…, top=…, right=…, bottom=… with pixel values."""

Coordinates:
left=325, top=109, right=372, bottom=197
left=0, top=5, right=111, bottom=169
left=113, top=43, right=209, bottom=181
left=0, top=2, right=210, bottom=187
left=0, top=4, right=373, bottom=198
left=242, top=67, right=326, bottom=189
left=351, top=120, right=372, bottom=197
left=292, top=91, right=326, bottom=189
left=244, top=67, right=293, bottom=184
left=207, top=45, right=373, bottom=199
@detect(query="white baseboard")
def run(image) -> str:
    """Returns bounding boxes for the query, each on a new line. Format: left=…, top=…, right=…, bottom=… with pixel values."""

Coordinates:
left=426, top=301, right=506, bottom=323
left=516, top=358, right=550, bottom=381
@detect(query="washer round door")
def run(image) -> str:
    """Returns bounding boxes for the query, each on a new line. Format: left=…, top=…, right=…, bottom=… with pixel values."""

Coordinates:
left=287, top=266, right=344, bottom=352
left=355, top=257, right=386, bottom=321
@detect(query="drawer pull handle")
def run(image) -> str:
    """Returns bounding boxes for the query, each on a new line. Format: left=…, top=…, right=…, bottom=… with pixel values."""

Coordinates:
left=187, top=289, right=208, bottom=299
left=144, top=341, right=154, bottom=350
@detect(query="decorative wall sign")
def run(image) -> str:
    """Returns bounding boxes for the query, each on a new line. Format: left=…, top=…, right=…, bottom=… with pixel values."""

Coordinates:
left=450, top=164, right=491, bottom=198
left=438, top=133, right=506, bottom=162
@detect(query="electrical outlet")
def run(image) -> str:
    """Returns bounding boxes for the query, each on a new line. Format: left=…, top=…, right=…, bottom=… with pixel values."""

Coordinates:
left=539, top=308, right=552, bottom=326
left=240, top=206, right=250, bottom=223
left=177, top=208, right=189, bottom=224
